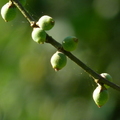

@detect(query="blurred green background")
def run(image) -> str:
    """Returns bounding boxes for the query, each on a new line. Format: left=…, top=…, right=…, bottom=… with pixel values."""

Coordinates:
left=0, top=0, right=120, bottom=120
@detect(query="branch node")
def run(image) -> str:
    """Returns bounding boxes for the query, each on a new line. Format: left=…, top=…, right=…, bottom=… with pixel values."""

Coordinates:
left=30, top=21, right=38, bottom=28
left=11, top=0, right=120, bottom=92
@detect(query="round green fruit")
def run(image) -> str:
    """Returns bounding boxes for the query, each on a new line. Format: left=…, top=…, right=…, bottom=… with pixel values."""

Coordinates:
left=93, top=85, right=109, bottom=108
left=50, top=51, right=67, bottom=71
left=1, top=2, right=16, bottom=22
left=62, top=36, right=78, bottom=51
left=31, top=28, right=46, bottom=44
left=37, top=15, right=55, bottom=30
left=100, top=73, right=112, bottom=89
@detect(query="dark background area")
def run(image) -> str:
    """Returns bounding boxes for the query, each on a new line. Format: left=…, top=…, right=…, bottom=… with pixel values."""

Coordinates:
left=0, top=0, right=120, bottom=120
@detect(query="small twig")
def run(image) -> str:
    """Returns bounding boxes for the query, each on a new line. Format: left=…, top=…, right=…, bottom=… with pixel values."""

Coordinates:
left=11, top=0, right=37, bottom=27
left=46, top=34, right=120, bottom=91
left=12, top=0, right=120, bottom=91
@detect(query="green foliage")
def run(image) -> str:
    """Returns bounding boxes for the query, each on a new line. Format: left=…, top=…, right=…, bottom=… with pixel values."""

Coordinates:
left=19, top=0, right=26, bottom=6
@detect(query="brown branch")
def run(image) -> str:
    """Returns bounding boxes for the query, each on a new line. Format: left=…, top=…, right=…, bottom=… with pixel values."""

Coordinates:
left=11, top=0, right=120, bottom=91
left=11, top=0, right=37, bottom=27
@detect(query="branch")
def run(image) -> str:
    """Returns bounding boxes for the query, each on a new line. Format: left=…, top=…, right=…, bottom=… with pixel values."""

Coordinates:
left=11, top=0, right=120, bottom=91
left=11, top=0, right=37, bottom=27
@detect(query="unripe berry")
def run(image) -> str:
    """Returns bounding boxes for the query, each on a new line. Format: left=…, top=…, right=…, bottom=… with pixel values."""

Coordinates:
left=62, top=36, right=78, bottom=51
left=31, top=28, right=46, bottom=44
left=37, top=15, right=55, bottom=30
left=93, top=85, right=109, bottom=108
left=100, top=73, right=112, bottom=89
left=1, top=2, right=16, bottom=22
left=50, top=51, right=67, bottom=71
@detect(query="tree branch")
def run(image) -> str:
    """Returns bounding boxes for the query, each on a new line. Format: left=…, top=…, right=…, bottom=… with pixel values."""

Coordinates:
left=11, top=0, right=37, bottom=27
left=11, top=0, right=120, bottom=91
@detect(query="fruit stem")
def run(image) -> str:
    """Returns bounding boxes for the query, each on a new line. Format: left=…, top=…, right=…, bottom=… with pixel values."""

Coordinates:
left=12, top=0, right=120, bottom=91
left=11, top=0, right=37, bottom=27
left=46, top=34, right=120, bottom=91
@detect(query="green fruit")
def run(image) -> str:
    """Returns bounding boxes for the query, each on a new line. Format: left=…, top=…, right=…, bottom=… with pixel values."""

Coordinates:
left=19, top=0, right=26, bottom=6
left=62, top=36, right=78, bottom=51
left=37, top=15, right=55, bottom=30
left=100, top=73, right=112, bottom=89
left=31, top=28, right=46, bottom=44
left=50, top=51, right=67, bottom=71
left=1, top=2, right=16, bottom=22
left=93, top=85, right=109, bottom=108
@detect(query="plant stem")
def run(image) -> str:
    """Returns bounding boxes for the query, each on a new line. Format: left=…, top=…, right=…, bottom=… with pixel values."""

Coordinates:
left=11, top=0, right=37, bottom=27
left=46, top=35, right=120, bottom=91
left=12, top=0, right=120, bottom=91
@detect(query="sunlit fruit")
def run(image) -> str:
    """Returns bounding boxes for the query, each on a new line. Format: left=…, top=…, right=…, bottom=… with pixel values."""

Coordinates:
left=50, top=51, right=67, bottom=71
left=100, top=73, right=112, bottom=89
left=31, top=27, right=46, bottom=44
left=37, top=15, right=55, bottom=30
left=93, top=85, right=109, bottom=108
left=62, top=36, right=78, bottom=51
left=1, top=2, right=16, bottom=22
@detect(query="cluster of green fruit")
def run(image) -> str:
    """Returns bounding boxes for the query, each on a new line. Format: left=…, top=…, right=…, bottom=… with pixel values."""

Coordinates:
left=50, top=36, right=78, bottom=71
left=1, top=0, right=26, bottom=22
left=31, top=15, right=78, bottom=70
left=93, top=73, right=112, bottom=107
left=31, top=15, right=55, bottom=44
left=1, top=1, right=113, bottom=108
left=1, top=0, right=79, bottom=71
